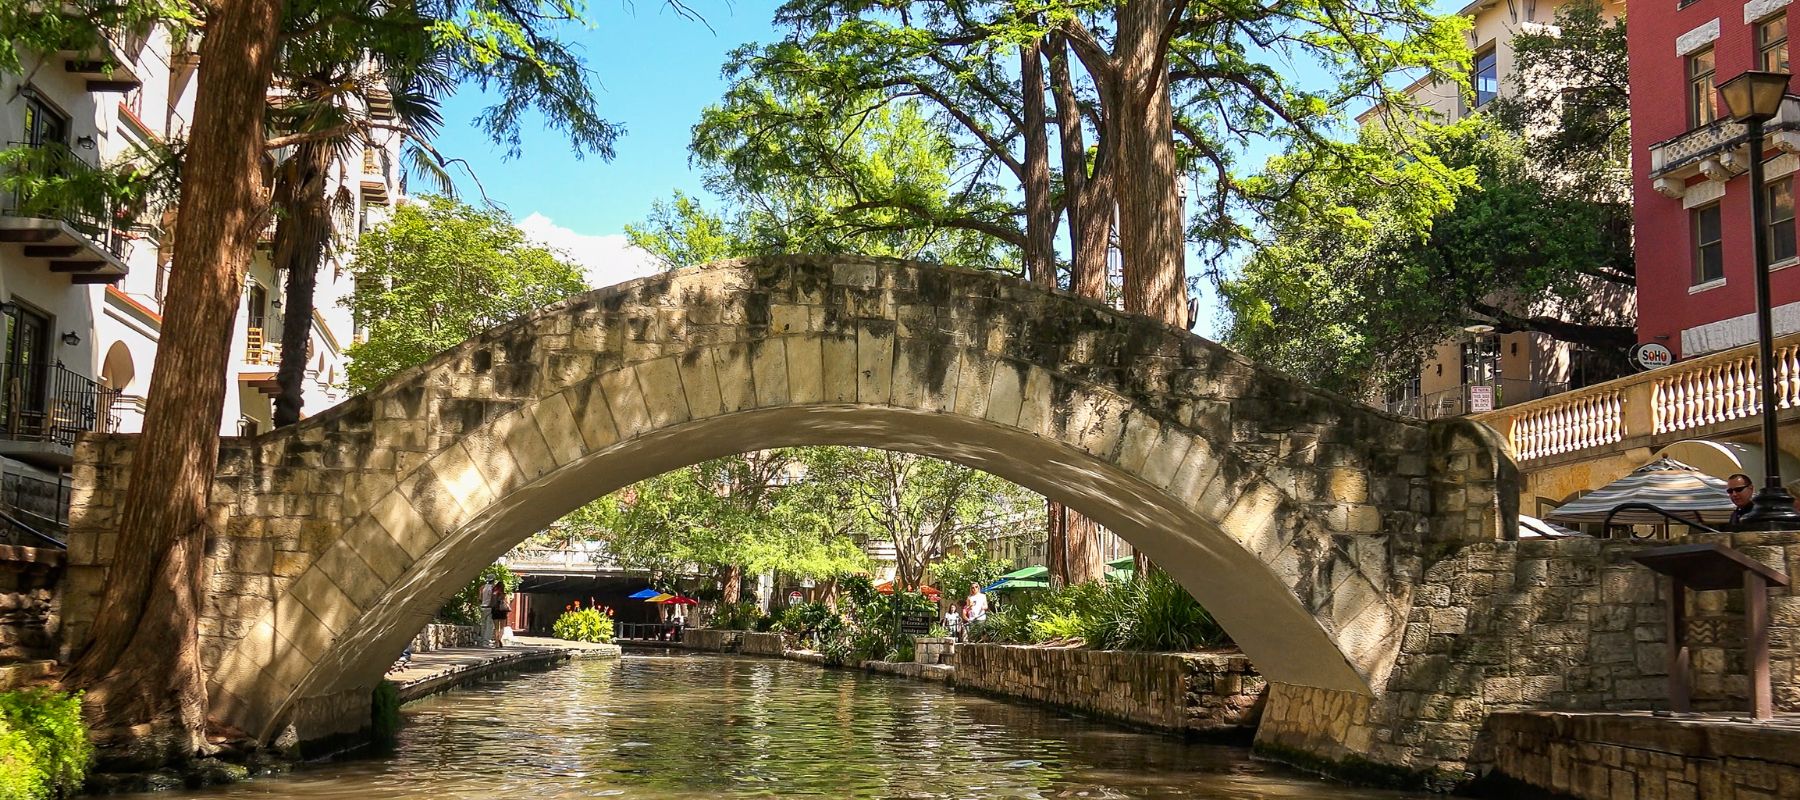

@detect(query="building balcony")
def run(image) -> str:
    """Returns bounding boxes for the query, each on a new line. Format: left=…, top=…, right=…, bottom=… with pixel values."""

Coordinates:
left=1648, top=96, right=1800, bottom=199
left=56, top=28, right=143, bottom=92
left=1475, top=330, right=1800, bottom=464
left=0, top=143, right=130, bottom=284
left=0, top=361, right=119, bottom=468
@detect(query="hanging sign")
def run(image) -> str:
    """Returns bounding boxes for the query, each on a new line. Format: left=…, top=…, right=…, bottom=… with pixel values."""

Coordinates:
left=788, top=590, right=804, bottom=604
left=1469, top=385, right=1494, bottom=413
left=1630, top=343, right=1675, bottom=372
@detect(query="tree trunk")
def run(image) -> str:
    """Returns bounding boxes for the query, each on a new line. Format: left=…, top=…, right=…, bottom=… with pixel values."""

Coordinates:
left=1049, top=34, right=1113, bottom=299
left=1113, top=0, right=1187, bottom=325
left=1063, top=510, right=1106, bottom=583
left=722, top=565, right=743, bottom=603
left=66, top=0, right=283, bottom=761
left=272, top=141, right=333, bottom=427
left=1020, top=37, right=1056, bottom=288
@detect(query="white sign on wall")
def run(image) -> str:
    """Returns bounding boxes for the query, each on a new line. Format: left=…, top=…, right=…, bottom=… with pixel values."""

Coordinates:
left=1469, top=385, right=1494, bottom=413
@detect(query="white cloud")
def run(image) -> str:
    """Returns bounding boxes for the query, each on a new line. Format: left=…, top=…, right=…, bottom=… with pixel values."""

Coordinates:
left=517, top=212, right=661, bottom=290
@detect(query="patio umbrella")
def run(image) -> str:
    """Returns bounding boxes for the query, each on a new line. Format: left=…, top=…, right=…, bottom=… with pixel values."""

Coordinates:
left=984, top=565, right=1050, bottom=592
left=628, top=588, right=663, bottom=600
left=665, top=596, right=700, bottom=606
left=873, top=580, right=941, bottom=600
left=1105, top=555, right=1134, bottom=575
left=1545, top=457, right=1736, bottom=526
left=645, top=592, right=675, bottom=603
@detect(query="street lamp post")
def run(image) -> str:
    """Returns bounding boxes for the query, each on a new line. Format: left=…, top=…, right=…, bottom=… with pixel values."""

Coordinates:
left=1719, top=70, right=1800, bottom=529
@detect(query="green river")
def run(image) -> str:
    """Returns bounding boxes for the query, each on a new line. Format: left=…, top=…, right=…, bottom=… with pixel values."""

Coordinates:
left=131, top=651, right=1436, bottom=799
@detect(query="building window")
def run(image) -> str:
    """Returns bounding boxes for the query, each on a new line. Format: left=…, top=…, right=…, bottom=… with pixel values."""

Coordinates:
left=1689, top=47, right=1717, bottom=128
left=21, top=94, right=68, bottom=148
left=1771, top=177, right=1797, bottom=263
left=1693, top=203, right=1724, bottom=285
left=1473, top=48, right=1498, bottom=108
left=1762, top=15, right=1790, bottom=73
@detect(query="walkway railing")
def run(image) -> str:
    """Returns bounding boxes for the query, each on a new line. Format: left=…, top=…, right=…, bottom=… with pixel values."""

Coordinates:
left=1475, top=331, right=1800, bottom=463
left=615, top=621, right=684, bottom=642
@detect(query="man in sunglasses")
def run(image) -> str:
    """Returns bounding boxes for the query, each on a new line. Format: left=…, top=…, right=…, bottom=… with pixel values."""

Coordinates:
left=1727, top=473, right=1756, bottom=528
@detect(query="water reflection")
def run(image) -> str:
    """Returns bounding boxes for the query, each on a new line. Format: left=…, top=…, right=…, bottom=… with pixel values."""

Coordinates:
left=130, top=652, right=1430, bottom=799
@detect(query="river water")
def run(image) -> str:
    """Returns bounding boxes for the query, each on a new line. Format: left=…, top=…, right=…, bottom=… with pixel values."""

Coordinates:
left=136, top=652, right=1434, bottom=799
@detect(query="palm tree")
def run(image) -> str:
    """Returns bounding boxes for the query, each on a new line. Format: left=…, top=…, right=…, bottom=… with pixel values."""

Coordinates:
left=265, top=0, right=464, bottom=426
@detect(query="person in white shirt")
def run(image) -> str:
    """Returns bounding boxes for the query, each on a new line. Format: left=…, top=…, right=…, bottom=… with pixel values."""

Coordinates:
left=962, top=583, right=989, bottom=626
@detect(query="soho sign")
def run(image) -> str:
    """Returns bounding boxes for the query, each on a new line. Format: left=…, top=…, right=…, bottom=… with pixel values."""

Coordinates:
left=1630, top=343, right=1675, bottom=371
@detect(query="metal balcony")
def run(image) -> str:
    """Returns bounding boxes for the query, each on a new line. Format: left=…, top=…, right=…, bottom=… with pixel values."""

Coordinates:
left=0, top=361, right=119, bottom=467
left=1386, top=379, right=1571, bottom=420
left=0, top=142, right=130, bottom=284
left=56, top=27, right=143, bottom=91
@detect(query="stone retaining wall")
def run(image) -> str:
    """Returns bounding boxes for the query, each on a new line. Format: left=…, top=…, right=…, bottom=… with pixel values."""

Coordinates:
left=0, top=545, right=60, bottom=662
left=740, top=631, right=783, bottom=656
left=953, top=643, right=1264, bottom=735
left=685, top=629, right=743, bottom=652
left=914, top=636, right=953, bottom=664
left=1255, top=532, right=1800, bottom=786
left=409, top=624, right=481, bottom=653
left=1482, top=711, right=1800, bottom=799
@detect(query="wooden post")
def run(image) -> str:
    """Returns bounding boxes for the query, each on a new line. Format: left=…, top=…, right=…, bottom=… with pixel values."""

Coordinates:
left=1746, top=570, right=1773, bottom=719
left=1667, top=577, right=1690, bottom=713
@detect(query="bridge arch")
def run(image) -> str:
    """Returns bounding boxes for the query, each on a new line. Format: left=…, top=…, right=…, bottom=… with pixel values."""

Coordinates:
left=64, top=255, right=1512, bottom=741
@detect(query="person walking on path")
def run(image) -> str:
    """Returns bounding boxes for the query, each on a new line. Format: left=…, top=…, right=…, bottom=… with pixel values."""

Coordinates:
left=488, top=579, right=510, bottom=647
left=477, top=579, right=495, bottom=646
left=962, top=583, right=988, bottom=630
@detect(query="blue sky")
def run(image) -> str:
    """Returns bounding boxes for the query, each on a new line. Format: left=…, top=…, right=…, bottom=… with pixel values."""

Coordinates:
left=430, top=0, right=1466, bottom=338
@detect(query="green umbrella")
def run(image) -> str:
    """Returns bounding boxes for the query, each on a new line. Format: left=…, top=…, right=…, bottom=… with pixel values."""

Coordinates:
left=1105, top=555, right=1135, bottom=574
left=996, top=565, right=1049, bottom=581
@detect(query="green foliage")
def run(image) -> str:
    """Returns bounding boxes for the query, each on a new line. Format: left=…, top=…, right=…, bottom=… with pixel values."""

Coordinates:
left=437, top=563, right=519, bottom=626
left=570, top=451, right=869, bottom=584
left=773, top=601, right=844, bottom=650
left=928, top=551, right=1012, bottom=603
left=0, top=1, right=193, bottom=76
left=551, top=608, right=616, bottom=643
left=0, top=689, right=90, bottom=800
left=809, top=575, right=936, bottom=664
left=369, top=681, right=401, bottom=750
left=967, top=571, right=1227, bottom=653
left=343, top=197, right=588, bottom=391
left=1226, top=0, right=1634, bottom=396
left=711, top=601, right=765, bottom=632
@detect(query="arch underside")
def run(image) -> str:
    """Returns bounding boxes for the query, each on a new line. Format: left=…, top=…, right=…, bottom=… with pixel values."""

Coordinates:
left=184, top=258, right=1433, bottom=740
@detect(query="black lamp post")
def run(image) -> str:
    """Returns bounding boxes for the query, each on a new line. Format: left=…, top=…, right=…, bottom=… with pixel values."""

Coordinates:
left=1719, top=70, right=1800, bottom=529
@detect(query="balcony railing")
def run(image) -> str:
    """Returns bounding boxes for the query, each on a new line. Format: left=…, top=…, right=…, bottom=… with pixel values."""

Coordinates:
left=0, top=361, right=120, bottom=448
left=1, top=141, right=127, bottom=259
left=1648, top=96, right=1800, bottom=194
left=1386, top=378, right=1570, bottom=420
left=1475, top=332, right=1800, bottom=463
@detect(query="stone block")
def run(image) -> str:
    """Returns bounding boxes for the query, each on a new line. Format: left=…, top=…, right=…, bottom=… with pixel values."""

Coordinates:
left=531, top=391, right=589, bottom=465
left=785, top=335, right=825, bottom=405
left=821, top=334, right=858, bottom=404
left=857, top=323, right=896, bottom=405
left=636, top=357, right=692, bottom=428
left=599, top=366, right=652, bottom=439
left=983, top=362, right=1026, bottom=427
left=749, top=339, right=791, bottom=408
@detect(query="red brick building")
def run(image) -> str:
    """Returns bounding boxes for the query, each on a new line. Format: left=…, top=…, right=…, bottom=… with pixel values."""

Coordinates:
left=1635, top=0, right=1798, bottom=357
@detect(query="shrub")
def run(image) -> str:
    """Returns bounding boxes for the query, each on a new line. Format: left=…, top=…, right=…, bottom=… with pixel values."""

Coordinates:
left=437, top=563, right=520, bottom=625
left=0, top=688, right=90, bottom=800
left=710, top=601, right=763, bottom=631
left=773, top=602, right=842, bottom=649
left=963, top=572, right=1228, bottom=652
left=552, top=608, right=615, bottom=643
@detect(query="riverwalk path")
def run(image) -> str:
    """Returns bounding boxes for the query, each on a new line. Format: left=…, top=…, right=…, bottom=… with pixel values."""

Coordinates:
left=387, top=635, right=620, bottom=703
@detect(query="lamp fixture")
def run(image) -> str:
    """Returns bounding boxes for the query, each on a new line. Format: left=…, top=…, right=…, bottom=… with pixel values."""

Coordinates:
left=1462, top=323, right=1496, bottom=335
left=60, top=331, right=81, bottom=347
left=74, top=135, right=96, bottom=150
left=1718, top=71, right=1790, bottom=123
left=0, top=301, right=15, bottom=317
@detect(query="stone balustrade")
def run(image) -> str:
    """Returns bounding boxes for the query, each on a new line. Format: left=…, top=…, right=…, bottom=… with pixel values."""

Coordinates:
left=1476, top=330, right=1800, bottom=464
left=953, top=643, right=1265, bottom=736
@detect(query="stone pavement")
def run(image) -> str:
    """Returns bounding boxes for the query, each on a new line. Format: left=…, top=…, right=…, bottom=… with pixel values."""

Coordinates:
left=387, top=636, right=619, bottom=703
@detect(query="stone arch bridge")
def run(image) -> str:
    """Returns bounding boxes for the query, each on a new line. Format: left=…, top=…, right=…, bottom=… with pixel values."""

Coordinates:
left=59, top=256, right=1513, bottom=744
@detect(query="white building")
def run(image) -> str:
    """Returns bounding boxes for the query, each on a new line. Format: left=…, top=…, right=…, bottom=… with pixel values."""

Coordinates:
left=1, top=23, right=399, bottom=538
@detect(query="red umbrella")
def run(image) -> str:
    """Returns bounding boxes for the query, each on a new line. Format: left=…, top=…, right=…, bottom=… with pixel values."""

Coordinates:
left=666, top=596, right=700, bottom=606
left=874, top=580, right=940, bottom=600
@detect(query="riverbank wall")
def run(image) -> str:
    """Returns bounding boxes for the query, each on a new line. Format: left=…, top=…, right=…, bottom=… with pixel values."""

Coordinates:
left=952, top=643, right=1264, bottom=737
left=0, top=544, right=60, bottom=664
left=1476, top=711, right=1800, bottom=799
left=1252, top=532, right=1800, bottom=789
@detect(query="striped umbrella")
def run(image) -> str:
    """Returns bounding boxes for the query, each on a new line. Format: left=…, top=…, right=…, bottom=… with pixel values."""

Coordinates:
left=1545, top=457, right=1736, bottom=526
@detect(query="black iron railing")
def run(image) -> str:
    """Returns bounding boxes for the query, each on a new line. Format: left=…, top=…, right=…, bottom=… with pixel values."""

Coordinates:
left=1, top=469, right=70, bottom=531
left=616, top=621, right=685, bottom=642
left=0, top=361, right=119, bottom=447
left=1, top=141, right=127, bottom=258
